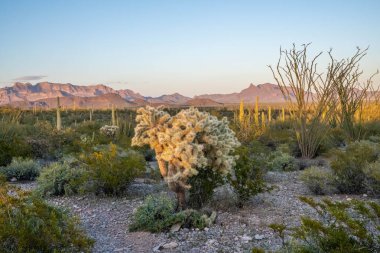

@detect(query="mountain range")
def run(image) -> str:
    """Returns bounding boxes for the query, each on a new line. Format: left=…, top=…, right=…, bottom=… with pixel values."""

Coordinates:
left=0, top=82, right=289, bottom=108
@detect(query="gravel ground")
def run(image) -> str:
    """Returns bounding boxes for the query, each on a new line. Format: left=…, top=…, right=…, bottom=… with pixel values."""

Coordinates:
left=14, top=171, right=378, bottom=253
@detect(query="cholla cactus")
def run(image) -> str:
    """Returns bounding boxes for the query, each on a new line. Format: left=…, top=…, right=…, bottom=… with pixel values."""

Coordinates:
left=132, top=106, right=240, bottom=209
left=100, top=125, right=119, bottom=137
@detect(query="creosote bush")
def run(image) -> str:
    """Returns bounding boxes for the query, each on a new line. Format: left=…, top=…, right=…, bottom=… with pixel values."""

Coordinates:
left=0, top=181, right=94, bottom=253
left=269, top=197, right=380, bottom=253
left=300, top=166, right=337, bottom=195
left=270, top=151, right=298, bottom=171
left=188, top=167, right=224, bottom=209
left=0, top=157, right=41, bottom=181
left=36, top=158, right=87, bottom=197
left=228, top=144, right=267, bottom=206
left=81, top=143, right=145, bottom=196
left=129, top=194, right=216, bottom=233
left=363, top=161, right=380, bottom=196
left=330, top=140, right=380, bottom=194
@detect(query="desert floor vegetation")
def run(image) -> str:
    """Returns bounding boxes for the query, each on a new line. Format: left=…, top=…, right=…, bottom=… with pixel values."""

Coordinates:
left=0, top=45, right=379, bottom=253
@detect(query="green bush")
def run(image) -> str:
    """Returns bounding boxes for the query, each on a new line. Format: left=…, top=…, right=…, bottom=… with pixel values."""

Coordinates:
left=270, top=151, right=298, bottom=171
left=0, top=122, right=31, bottom=166
left=270, top=197, right=380, bottom=253
left=228, top=145, right=267, bottom=206
left=0, top=181, right=94, bottom=252
left=81, top=143, right=145, bottom=196
left=330, top=141, right=380, bottom=194
left=0, top=157, right=41, bottom=181
left=363, top=161, right=380, bottom=196
left=36, top=159, right=87, bottom=197
left=300, top=166, right=337, bottom=195
left=188, top=167, right=224, bottom=209
left=129, top=194, right=215, bottom=233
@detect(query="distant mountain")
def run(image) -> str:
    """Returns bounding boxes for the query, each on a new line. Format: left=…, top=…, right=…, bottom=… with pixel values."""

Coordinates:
left=0, top=82, right=288, bottom=108
left=146, top=93, right=191, bottom=104
left=195, top=83, right=290, bottom=103
left=183, top=98, right=222, bottom=107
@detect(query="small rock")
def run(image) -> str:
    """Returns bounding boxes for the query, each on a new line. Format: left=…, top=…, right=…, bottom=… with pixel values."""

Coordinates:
left=241, top=235, right=253, bottom=242
left=346, top=198, right=352, bottom=201
left=113, top=248, right=126, bottom=252
left=153, top=244, right=162, bottom=252
left=254, top=234, right=265, bottom=240
left=206, top=239, right=216, bottom=245
left=363, top=194, right=368, bottom=197
left=204, top=227, right=209, bottom=232
left=170, top=223, right=181, bottom=232
left=10, top=177, right=17, bottom=182
left=162, top=242, right=178, bottom=249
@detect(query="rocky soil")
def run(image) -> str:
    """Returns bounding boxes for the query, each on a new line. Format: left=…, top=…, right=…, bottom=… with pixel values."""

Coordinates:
left=15, top=171, right=377, bottom=253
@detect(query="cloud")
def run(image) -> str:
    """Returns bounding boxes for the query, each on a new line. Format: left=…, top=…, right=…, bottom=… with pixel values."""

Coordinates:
left=13, top=75, right=47, bottom=81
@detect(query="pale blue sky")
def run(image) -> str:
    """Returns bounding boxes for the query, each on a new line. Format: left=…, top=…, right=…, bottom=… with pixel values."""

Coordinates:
left=0, top=0, right=379, bottom=96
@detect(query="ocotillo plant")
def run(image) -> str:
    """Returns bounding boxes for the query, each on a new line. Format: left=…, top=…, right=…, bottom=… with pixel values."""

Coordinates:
left=56, top=96, right=62, bottom=131
left=269, top=44, right=336, bottom=158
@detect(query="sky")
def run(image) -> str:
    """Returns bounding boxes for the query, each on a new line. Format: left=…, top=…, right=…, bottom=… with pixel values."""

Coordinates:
left=0, top=0, right=379, bottom=97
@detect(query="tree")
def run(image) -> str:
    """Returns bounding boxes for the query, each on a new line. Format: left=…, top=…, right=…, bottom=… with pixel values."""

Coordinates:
left=132, top=106, right=240, bottom=209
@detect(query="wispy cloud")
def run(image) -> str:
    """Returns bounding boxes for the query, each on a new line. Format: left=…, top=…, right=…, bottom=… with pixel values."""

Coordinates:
left=13, top=75, right=47, bottom=81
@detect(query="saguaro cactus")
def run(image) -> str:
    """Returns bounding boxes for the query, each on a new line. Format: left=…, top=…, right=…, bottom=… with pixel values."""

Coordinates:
left=239, top=100, right=244, bottom=123
left=56, top=96, right=62, bottom=131
left=132, top=106, right=240, bottom=209
left=111, top=104, right=116, bottom=126
left=254, top=96, right=259, bottom=125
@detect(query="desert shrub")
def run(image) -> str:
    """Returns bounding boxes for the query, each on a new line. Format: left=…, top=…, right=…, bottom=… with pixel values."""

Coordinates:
left=362, top=120, right=380, bottom=139
left=81, top=143, right=145, bottom=196
left=0, top=181, right=94, bottom=252
left=259, top=120, right=297, bottom=151
left=296, top=158, right=325, bottom=170
left=270, top=197, right=380, bottom=253
left=0, top=122, right=31, bottom=166
left=363, top=161, right=380, bottom=196
left=0, top=157, right=41, bottom=181
left=36, top=159, right=87, bottom=197
left=129, top=194, right=215, bottom=233
left=300, top=166, right=337, bottom=195
left=228, top=145, right=267, bottom=206
left=188, top=167, right=224, bottom=209
left=317, top=127, right=348, bottom=156
left=330, top=141, right=380, bottom=193
left=270, top=151, right=298, bottom=171
left=368, top=135, right=380, bottom=143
